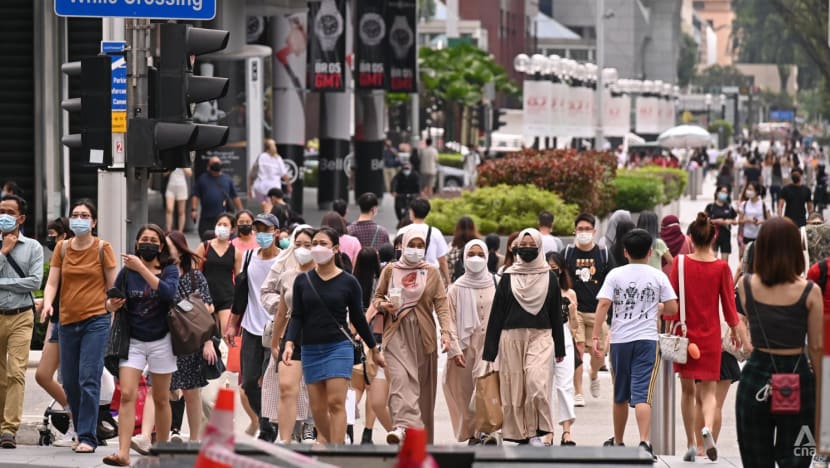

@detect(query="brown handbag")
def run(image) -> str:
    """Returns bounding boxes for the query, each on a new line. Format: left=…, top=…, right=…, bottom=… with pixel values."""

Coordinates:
left=168, top=271, right=216, bottom=356
left=474, top=371, right=503, bottom=433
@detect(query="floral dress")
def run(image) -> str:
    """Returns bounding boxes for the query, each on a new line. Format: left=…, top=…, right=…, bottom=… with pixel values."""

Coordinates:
left=170, top=269, right=214, bottom=390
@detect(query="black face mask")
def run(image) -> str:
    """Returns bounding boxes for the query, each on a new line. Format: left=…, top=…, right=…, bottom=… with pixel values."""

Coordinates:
left=516, top=247, right=539, bottom=263
left=45, top=236, right=57, bottom=250
left=237, top=224, right=253, bottom=235
left=792, top=175, right=801, bottom=184
left=136, top=243, right=160, bottom=262
left=209, top=163, right=222, bottom=172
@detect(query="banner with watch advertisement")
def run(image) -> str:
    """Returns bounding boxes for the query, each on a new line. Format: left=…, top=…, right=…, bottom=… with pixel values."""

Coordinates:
left=307, top=0, right=346, bottom=92
left=387, top=0, right=417, bottom=92
left=635, top=96, right=660, bottom=135
left=355, top=0, right=387, bottom=90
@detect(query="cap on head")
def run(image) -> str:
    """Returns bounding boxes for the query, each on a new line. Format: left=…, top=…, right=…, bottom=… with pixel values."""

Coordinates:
left=254, top=213, right=280, bottom=228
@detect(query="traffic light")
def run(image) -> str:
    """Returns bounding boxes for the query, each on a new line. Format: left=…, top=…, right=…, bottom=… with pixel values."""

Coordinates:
left=61, top=55, right=112, bottom=166
left=473, top=104, right=487, bottom=132
left=492, top=107, right=507, bottom=132
left=129, top=23, right=230, bottom=169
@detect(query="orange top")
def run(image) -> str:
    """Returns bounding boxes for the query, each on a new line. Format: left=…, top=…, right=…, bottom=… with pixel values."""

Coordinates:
left=52, top=238, right=117, bottom=325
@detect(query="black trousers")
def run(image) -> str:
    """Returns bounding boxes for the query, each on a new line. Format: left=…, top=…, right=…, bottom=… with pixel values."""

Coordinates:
left=240, top=328, right=270, bottom=417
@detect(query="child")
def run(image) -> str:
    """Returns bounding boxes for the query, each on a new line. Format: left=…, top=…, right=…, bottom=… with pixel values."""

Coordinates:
left=592, top=229, right=678, bottom=459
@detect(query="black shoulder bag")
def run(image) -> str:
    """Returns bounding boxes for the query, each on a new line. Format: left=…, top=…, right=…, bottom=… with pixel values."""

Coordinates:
left=230, top=249, right=254, bottom=316
left=104, top=271, right=130, bottom=377
left=303, top=272, right=370, bottom=386
left=5, top=252, right=35, bottom=310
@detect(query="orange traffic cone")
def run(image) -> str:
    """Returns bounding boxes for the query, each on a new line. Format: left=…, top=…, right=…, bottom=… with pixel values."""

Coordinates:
left=396, top=427, right=438, bottom=468
left=195, top=388, right=235, bottom=468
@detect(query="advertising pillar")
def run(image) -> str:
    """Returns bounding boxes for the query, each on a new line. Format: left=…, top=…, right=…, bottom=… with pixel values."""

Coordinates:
left=271, top=10, right=308, bottom=214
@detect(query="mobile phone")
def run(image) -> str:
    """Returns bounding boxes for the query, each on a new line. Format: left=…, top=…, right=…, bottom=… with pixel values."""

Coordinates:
left=106, top=287, right=125, bottom=299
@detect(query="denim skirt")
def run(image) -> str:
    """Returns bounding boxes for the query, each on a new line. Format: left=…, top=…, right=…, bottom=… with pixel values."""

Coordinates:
left=301, top=339, right=353, bottom=384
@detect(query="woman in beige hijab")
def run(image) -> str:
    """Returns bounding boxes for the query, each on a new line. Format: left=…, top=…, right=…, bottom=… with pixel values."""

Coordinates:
left=482, top=228, right=566, bottom=446
left=373, top=226, right=464, bottom=445
left=443, top=239, right=497, bottom=445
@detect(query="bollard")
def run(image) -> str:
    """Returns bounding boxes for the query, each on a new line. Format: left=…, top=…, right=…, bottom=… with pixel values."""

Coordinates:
left=650, top=358, right=676, bottom=455
left=688, top=168, right=698, bottom=200
left=696, top=167, right=704, bottom=197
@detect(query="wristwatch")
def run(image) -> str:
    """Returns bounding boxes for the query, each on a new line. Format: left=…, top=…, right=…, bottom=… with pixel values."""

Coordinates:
left=313, top=0, right=344, bottom=52
left=389, top=15, right=414, bottom=60
left=359, top=12, right=386, bottom=47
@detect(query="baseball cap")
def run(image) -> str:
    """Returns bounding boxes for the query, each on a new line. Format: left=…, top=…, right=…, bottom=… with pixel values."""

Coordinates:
left=253, top=213, right=280, bottom=228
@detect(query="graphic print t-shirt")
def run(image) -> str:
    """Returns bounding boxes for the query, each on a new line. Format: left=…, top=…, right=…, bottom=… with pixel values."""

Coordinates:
left=566, top=245, right=615, bottom=313
left=597, top=263, right=676, bottom=343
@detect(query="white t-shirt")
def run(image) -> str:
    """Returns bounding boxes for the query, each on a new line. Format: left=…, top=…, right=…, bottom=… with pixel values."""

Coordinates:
left=397, top=223, right=448, bottom=267
left=252, top=152, right=288, bottom=198
left=242, top=252, right=278, bottom=336
left=741, top=198, right=766, bottom=240
left=541, top=234, right=564, bottom=254
left=168, top=168, right=187, bottom=187
left=421, top=146, right=438, bottom=175
left=597, top=263, right=676, bottom=343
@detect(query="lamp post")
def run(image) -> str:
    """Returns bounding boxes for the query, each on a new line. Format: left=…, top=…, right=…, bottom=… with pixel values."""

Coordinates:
left=719, top=93, right=727, bottom=120
left=705, top=93, right=713, bottom=125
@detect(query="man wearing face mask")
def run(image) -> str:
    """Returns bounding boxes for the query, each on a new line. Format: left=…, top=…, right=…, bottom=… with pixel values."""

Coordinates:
left=778, top=168, right=813, bottom=227
left=390, top=163, right=421, bottom=221
left=563, top=213, right=614, bottom=408
left=0, top=194, right=43, bottom=448
left=191, top=157, right=244, bottom=240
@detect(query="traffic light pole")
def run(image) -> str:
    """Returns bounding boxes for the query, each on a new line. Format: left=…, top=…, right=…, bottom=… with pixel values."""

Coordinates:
left=125, top=18, right=152, bottom=246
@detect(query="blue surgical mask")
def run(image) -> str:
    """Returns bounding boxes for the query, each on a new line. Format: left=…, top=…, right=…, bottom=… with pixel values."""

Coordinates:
left=278, top=238, right=290, bottom=249
left=0, top=214, right=17, bottom=233
left=69, top=218, right=92, bottom=235
left=256, top=232, right=274, bottom=249
left=717, top=193, right=729, bottom=202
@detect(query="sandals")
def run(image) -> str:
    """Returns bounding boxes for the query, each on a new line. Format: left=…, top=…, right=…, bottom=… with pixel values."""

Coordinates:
left=73, top=442, right=95, bottom=453
left=560, top=431, right=576, bottom=446
left=103, top=453, right=130, bottom=466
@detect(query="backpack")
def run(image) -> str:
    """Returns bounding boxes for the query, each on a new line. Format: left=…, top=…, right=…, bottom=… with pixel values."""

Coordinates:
left=564, top=244, right=608, bottom=272
left=451, top=250, right=465, bottom=283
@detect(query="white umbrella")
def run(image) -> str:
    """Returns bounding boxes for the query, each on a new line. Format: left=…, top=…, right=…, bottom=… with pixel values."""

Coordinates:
left=625, top=132, right=646, bottom=146
left=657, top=125, right=712, bottom=148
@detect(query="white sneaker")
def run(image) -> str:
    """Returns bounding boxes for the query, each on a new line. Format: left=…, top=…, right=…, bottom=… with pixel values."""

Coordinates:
left=130, top=434, right=152, bottom=455
left=574, top=394, right=585, bottom=407
left=590, top=377, right=600, bottom=398
left=301, top=423, right=316, bottom=444
left=529, top=436, right=545, bottom=446
left=386, top=427, right=406, bottom=445
left=702, top=427, right=717, bottom=461
left=53, top=430, right=76, bottom=447
left=169, top=431, right=184, bottom=444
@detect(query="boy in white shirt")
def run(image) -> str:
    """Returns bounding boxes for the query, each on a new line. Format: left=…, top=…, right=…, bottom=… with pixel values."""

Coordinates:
left=592, top=229, right=678, bottom=459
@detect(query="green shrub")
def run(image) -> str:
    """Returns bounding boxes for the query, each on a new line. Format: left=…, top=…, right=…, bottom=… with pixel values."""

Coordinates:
left=438, top=152, right=464, bottom=168
left=426, top=184, right=579, bottom=236
left=613, top=172, right=665, bottom=212
left=634, top=166, right=688, bottom=203
left=477, top=149, right=618, bottom=216
left=304, top=166, right=319, bottom=188
left=708, top=119, right=733, bottom=143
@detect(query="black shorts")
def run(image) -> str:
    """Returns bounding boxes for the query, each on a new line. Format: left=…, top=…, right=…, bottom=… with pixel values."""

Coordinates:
left=279, top=339, right=301, bottom=361
left=713, top=229, right=732, bottom=254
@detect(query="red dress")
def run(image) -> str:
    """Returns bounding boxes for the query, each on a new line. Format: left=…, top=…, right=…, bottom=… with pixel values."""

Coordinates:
left=667, top=256, right=739, bottom=381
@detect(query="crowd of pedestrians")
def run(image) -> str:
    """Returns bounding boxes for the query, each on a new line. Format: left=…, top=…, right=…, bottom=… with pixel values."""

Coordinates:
left=0, top=138, right=825, bottom=468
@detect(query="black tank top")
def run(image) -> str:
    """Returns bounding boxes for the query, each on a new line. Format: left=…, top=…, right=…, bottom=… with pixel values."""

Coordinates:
left=203, top=241, right=236, bottom=305
left=743, top=275, right=811, bottom=349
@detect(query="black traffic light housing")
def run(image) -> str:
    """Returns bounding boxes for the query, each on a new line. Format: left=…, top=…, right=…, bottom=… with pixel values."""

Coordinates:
left=492, top=107, right=507, bottom=132
left=129, top=23, right=230, bottom=170
left=61, top=55, right=112, bottom=166
left=473, top=104, right=487, bottom=132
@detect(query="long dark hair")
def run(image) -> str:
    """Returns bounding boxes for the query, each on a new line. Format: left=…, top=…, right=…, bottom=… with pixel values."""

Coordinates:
left=451, top=216, right=479, bottom=249
left=167, top=230, right=201, bottom=274
left=135, top=223, right=173, bottom=267
left=485, top=233, right=500, bottom=273
left=611, top=220, right=635, bottom=266
left=353, top=247, right=381, bottom=309
left=503, top=231, right=520, bottom=269
left=546, top=251, right=573, bottom=291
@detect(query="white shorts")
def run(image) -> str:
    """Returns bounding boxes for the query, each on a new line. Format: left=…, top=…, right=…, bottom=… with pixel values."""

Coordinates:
left=120, top=334, right=178, bottom=375
left=165, top=183, right=189, bottom=201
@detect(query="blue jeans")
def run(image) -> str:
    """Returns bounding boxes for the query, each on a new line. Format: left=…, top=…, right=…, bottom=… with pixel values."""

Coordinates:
left=59, top=313, right=110, bottom=447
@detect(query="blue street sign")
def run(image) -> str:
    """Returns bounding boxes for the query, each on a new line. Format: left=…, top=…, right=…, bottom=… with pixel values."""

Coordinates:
left=55, top=0, right=215, bottom=20
left=102, top=41, right=127, bottom=112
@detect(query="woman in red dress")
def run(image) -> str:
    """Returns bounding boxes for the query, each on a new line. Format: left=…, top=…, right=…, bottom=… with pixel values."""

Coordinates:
left=668, top=213, right=746, bottom=462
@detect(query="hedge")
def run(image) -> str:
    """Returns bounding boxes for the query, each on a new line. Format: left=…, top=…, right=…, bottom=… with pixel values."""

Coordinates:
left=438, top=152, right=464, bottom=168
left=613, top=171, right=665, bottom=212
left=477, top=149, right=618, bottom=216
left=633, top=166, right=688, bottom=204
left=425, top=184, right=579, bottom=236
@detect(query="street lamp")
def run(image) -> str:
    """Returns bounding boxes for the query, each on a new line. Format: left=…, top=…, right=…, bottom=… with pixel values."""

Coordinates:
left=719, top=93, right=727, bottom=120
left=704, top=93, right=713, bottom=124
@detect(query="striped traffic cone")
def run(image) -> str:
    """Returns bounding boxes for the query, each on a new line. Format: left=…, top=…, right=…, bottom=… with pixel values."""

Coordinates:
left=396, top=427, right=438, bottom=468
left=195, top=388, right=235, bottom=468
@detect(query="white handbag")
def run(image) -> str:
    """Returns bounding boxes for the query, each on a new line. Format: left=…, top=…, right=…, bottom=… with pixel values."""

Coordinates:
left=261, top=319, right=274, bottom=348
left=659, top=255, right=689, bottom=364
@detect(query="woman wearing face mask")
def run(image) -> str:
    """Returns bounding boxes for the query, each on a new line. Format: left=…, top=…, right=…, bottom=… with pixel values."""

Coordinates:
left=165, top=231, right=215, bottom=445
left=705, top=185, right=738, bottom=262
left=103, top=224, right=179, bottom=467
left=231, top=210, right=258, bottom=252
left=737, top=181, right=770, bottom=260
left=41, top=200, right=118, bottom=454
left=546, top=251, right=578, bottom=446
left=194, top=213, right=242, bottom=341
left=35, top=218, right=75, bottom=445
left=373, top=228, right=463, bottom=445
left=277, top=229, right=291, bottom=250
left=261, top=225, right=315, bottom=444
left=482, top=228, right=565, bottom=446
left=283, top=227, right=385, bottom=445
left=443, top=239, right=497, bottom=445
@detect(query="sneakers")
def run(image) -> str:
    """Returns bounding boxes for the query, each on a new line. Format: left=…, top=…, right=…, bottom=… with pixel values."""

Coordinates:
left=480, top=432, right=500, bottom=446
left=682, top=446, right=697, bottom=462
left=169, top=431, right=184, bottom=444
left=813, top=454, right=830, bottom=468
left=701, top=427, right=717, bottom=461
left=301, top=423, right=316, bottom=444
left=639, top=441, right=657, bottom=461
left=528, top=436, right=546, bottom=447
left=386, top=427, right=406, bottom=445
left=590, top=377, right=600, bottom=398
left=53, top=430, right=77, bottom=447
left=603, top=436, right=624, bottom=447
left=574, top=394, right=585, bottom=407
left=467, top=436, right=481, bottom=446
left=130, top=434, right=151, bottom=455
left=0, top=433, right=16, bottom=449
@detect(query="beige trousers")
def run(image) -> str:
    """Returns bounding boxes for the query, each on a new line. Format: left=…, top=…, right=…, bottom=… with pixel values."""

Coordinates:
left=498, top=328, right=554, bottom=441
left=385, top=313, right=437, bottom=443
left=0, top=310, right=33, bottom=435
left=443, top=332, right=484, bottom=442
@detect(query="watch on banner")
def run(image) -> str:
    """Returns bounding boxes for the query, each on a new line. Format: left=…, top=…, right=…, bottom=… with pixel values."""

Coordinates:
left=313, top=0, right=343, bottom=52
left=359, top=13, right=385, bottom=46
left=389, top=16, right=413, bottom=59
left=356, top=2, right=387, bottom=90
left=308, top=0, right=345, bottom=91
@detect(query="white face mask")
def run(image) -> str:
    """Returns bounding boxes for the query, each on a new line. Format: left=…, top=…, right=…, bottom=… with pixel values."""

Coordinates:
left=214, top=225, right=231, bottom=240
left=310, top=245, right=334, bottom=265
left=576, top=232, right=593, bottom=246
left=294, top=247, right=313, bottom=265
left=745, top=190, right=756, bottom=199
left=464, top=256, right=487, bottom=273
left=403, top=247, right=425, bottom=264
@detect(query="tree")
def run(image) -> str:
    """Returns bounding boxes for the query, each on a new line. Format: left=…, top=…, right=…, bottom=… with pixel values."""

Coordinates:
left=693, top=65, right=751, bottom=91
left=677, top=33, right=698, bottom=87
left=419, top=0, right=436, bottom=21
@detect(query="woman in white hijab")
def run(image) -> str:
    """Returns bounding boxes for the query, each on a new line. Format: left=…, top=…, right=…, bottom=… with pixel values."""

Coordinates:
left=482, top=228, right=566, bottom=446
left=373, top=226, right=464, bottom=445
left=443, top=239, right=497, bottom=445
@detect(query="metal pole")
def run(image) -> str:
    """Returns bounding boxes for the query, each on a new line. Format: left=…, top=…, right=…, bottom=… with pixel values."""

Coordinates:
left=125, top=18, right=151, bottom=247
left=594, top=0, right=605, bottom=147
